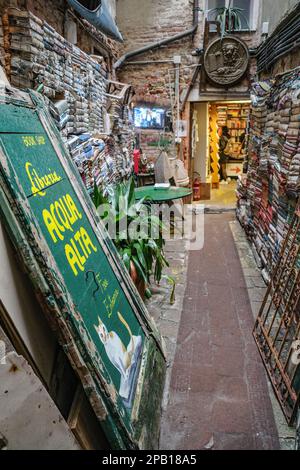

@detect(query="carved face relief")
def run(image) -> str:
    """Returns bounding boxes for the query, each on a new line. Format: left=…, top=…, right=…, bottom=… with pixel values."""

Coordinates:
left=204, top=36, right=249, bottom=86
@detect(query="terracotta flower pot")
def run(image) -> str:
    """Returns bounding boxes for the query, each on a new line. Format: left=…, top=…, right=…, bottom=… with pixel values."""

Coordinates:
left=136, top=278, right=146, bottom=300
left=130, top=261, right=146, bottom=300
left=129, top=260, right=138, bottom=284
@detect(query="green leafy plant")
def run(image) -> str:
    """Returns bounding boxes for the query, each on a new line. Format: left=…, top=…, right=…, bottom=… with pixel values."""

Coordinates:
left=208, top=0, right=249, bottom=36
left=162, top=275, right=176, bottom=305
left=93, top=179, right=174, bottom=301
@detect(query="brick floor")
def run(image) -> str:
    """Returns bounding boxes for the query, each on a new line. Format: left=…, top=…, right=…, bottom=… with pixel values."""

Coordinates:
left=160, top=213, right=280, bottom=450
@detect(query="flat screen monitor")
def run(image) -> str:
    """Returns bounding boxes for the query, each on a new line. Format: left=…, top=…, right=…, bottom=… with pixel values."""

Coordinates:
left=134, top=107, right=166, bottom=130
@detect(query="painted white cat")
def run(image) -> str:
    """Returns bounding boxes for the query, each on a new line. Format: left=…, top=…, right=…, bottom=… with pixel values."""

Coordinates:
left=94, top=312, right=142, bottom=400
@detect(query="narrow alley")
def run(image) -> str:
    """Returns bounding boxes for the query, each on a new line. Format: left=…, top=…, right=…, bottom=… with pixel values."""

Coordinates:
left=161, top=213, right=280, bottom=450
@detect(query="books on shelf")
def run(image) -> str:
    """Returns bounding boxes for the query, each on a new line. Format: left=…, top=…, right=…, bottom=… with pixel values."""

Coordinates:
left=216, top=102, right=250, bottom=158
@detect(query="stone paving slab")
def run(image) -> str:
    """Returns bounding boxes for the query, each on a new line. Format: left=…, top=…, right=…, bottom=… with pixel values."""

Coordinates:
left=160, top=214, right=280, bottom=450
left=145, top=236, right=189, bottom=411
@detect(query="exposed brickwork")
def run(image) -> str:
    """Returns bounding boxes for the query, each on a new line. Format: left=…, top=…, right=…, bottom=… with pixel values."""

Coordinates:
left=116, top=0, right=198, bottom=160
left=117, top=0, right=197, bottom=103
left=116, top=1, right=261, bottom=161
left=117, top=0, right=195, bottom=51
left=20, top=0, right=65, bottom=35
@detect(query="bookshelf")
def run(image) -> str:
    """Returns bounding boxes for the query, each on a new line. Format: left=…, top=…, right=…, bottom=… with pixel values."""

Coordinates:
left=217, top=103, right=250, bottom=161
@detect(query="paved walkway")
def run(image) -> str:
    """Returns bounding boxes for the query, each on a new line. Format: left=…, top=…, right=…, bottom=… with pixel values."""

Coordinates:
left=202, top=181, right=237, bottom=210
left=160, top=213, right=280, bottom=450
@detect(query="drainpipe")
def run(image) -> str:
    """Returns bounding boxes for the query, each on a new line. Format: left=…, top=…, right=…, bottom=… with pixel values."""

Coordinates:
left=296, top=407, right=300, bottom=450
left=180, top=60, right=202, bottom=112
left=113, top=0, right=201, bottom=70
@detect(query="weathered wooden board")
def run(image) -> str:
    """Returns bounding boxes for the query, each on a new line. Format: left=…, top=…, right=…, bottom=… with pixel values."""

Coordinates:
left=0, top=88, right=166, bottom=449
left=0, top=224, right=57, bottom=386
left=0, top=352, right=81, bottom=450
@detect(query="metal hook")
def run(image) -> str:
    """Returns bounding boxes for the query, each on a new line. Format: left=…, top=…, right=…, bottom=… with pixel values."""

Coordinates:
left=85, top=270, right=100, bottom=298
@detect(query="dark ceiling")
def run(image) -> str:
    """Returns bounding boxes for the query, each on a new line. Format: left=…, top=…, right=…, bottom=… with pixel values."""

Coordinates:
left=77, top=1, right=101, bottom=11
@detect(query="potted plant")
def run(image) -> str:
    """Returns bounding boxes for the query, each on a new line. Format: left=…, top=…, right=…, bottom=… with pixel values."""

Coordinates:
left=93, top=179, right=174, bottom=302
left=208, top=0, right=250, bottom=36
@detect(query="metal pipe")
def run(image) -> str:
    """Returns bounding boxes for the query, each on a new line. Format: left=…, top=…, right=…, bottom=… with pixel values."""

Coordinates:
left=175, top=62, right=180, bottom=124
left=256, top=3, right=300, bottom=73
left=124, top=60, right=175, bottom=66
left=257, top=13, right=300, bottom=57
left=180, top=60, right=202, bottom=112
left=257, top=30, right=300, bottom=73
left=113, top=0, right=200, bottom=70
left=258, top=38, right=300, bottom=73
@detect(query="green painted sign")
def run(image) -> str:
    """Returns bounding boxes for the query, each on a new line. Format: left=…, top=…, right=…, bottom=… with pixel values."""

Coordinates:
left=1, top=130, right=145, bottom=420
left=0, top=91, right=166, bottom=449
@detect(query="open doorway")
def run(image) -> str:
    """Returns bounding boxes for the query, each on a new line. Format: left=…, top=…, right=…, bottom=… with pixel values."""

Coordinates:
left=191, top=100, right=250, bottom=208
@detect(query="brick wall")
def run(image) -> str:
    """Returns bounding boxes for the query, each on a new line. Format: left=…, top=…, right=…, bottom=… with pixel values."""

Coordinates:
left=116, top=0, right=262, bottom=163
left=117, top=0, right=197, bottom=104
left=265, top=49, right=300, bottom=77
left=0, top=0, right=117, bottom=35
left=116, top=2, right=261, bottom=103
left=117, top=0, right=195, bottom=50
left=116, top=0, right=199, bottom=161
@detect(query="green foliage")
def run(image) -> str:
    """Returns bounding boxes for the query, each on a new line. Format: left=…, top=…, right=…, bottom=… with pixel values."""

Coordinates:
left=148, top=139, right=173, bottom=148
left=162, top=275, right=176, bottom=306
left=93, top=181, right=109, bottom=211
left=93, top=179, right=175, bottom=301
left=208, top=1, right=250, bottom=37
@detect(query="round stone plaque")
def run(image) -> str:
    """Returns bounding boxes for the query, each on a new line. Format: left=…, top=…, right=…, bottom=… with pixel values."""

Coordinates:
left=204, top=36, right=249, bottom=86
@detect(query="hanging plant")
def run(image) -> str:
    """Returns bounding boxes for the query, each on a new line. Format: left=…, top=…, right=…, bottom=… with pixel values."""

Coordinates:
left=208, top=0, right=250, bottom=37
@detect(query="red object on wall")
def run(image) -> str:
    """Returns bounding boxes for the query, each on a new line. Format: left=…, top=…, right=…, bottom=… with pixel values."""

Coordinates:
left=133, top=149, right=140, bottom=175
left=193, top=178, right=201, bottom=201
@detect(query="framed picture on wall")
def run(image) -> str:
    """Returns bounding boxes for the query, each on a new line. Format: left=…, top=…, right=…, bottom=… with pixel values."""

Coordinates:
left=175, top=120, right=188, bottom=138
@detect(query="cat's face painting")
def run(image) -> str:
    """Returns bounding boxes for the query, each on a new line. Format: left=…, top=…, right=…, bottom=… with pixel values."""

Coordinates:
left=94, top=317, right=108, bottom=343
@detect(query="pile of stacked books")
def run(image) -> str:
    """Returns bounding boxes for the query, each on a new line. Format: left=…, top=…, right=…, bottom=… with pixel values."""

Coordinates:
left=0, top=7, right=135, bottom=194
left=244, top=70, right=300, bottom=276
left=1, top=7, right=108, bottom=135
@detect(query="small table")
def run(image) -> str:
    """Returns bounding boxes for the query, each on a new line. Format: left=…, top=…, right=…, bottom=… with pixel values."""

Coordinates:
left=135, top=186, right=192, bottom=203
left=135, top=186, right=192, bottom=234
